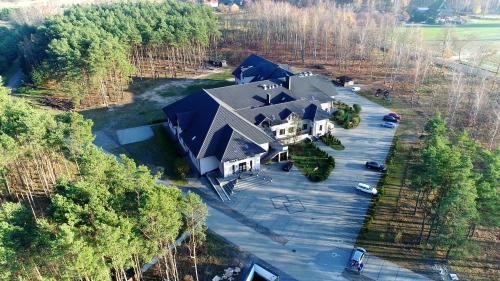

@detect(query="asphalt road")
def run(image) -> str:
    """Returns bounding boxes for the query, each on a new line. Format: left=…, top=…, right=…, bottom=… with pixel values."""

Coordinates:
left=204, top=87, right=431, bottom=281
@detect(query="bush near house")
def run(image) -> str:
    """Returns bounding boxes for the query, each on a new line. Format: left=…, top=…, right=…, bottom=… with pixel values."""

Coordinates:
left=332, top=101, right=362, bottom=129
left=320, top=133, right=345, bottom=150
left=289, top=142, right=335, bottom=182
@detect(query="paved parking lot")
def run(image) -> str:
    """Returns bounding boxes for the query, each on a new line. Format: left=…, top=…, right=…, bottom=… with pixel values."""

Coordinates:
left=205, top=87, right=430, bottom=281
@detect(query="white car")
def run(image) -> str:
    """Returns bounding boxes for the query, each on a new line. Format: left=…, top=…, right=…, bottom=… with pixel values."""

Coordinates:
left=356, top=183, right=378, bottom=195
left=351, top=86, right=361, bottom=92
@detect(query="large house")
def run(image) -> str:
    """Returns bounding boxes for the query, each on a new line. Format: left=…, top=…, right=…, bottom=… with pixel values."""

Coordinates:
left=163, top=55, right=337, bottom=178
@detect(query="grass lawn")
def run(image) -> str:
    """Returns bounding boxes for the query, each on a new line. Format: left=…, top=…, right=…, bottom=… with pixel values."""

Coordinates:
left=420, top=24, right=500, bottom=41
left=289, top=142, right=335, bottom=182
left=120, top=125, right=189, bottom=184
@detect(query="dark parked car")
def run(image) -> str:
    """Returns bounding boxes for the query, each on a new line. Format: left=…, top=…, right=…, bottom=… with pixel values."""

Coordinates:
left=388, top=112, right=401, bottom=120
left=365, top=161, right=385, bottom=171
left=383, top=115, right=398, bottom=123
left=282, top=161, right=294, bottom=172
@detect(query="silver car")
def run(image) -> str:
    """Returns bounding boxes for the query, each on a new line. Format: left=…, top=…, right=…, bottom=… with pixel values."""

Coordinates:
left=356, top=183, right=378, bottom=195
left=381, top=122, right=396, bottom=128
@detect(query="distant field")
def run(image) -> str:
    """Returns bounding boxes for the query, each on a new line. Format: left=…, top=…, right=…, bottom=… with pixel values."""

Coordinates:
left=412, top=17, right=500, bottom=70
left=420, top=21, right=500, bottom=41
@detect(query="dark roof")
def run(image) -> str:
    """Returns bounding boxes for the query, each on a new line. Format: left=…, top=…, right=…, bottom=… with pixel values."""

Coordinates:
left=207, top=75, right=335, bottom=112
left=163, top=90, right=272, bottom=160
left=233, top=54, right=294, bottom=83
left=287, top=75, right=336, bottom=103
left=215, top=125, right=266, bottom=162
left=236, top=99, right=331, bottom=126
left=337, top=76, right=353, bottom=83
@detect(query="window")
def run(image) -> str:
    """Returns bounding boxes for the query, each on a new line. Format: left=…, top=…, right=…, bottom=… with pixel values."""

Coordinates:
left=319, top=125, right=323, bottom=131
left=273, top=130, right=277, bottom=136
left=302, top=124, right=308, bottom=130
left=238, top=162, right=247, bottom=172
left=279, top=129, right=286, bottom=135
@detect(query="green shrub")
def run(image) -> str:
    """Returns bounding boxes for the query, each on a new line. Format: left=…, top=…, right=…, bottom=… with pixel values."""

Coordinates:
left=353, top=104, right=362, bottom=113
left=174, top=158, right=190, bottom=179
left=332, top=103, right=361, bottom=129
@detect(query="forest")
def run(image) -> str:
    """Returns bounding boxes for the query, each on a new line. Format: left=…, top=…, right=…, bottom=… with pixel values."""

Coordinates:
left=3, top=1, right=219, bottom=107
left=411, top=114, right=498, bottom=259
left=0, top=0, right=498, bottom=280
left=0, top=78, right=208, bottom=280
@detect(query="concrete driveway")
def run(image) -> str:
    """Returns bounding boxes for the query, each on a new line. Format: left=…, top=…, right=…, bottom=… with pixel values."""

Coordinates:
left=204, top=87, right=431, bottom=281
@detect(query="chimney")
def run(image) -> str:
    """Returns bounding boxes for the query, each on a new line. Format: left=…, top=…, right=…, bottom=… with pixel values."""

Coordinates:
left=286, top=76, right=292, bottom=90
left=266, top=93, right=271, bottom=105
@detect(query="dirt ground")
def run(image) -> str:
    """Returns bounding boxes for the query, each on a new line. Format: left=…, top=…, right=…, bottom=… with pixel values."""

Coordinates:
left=81, top=68, right=233, bottom=139
left=143, top=231, right=250, bottom=281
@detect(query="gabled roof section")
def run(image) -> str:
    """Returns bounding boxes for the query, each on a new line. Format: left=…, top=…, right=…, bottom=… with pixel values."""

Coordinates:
left=215, top=125, right=266, bottom=162
left=233, top=54, right=294, bottom=83
left=207, top=75, right=336, bottom=111
left=177, top=111, right=195, bottom=129
left=163, top=90, right=273, bottom=160
left=206, top=81, right=296, bottom=110
left=288, top=75, right=337, bottom=103
left=237, top=99, right=331, bottom=126
left=279, top=108, right=293, bottom=120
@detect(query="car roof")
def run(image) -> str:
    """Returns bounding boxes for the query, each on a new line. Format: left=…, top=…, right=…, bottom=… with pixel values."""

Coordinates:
left=358, top=183, right=371, bottom=189
left=352, top=248, right=366, bottom=261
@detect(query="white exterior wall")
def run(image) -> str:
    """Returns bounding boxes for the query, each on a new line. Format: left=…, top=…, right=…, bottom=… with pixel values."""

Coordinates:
left=258, top=142, right=269, bottom=151
left=220, top=154, right=263, bottom=178
left=311, top=119, right=334, bottom=136
left=270, top=120, right=297, bottom=140
left=270, top=119, right=313, bottom=140
left=320, top=101, right=333, bottom=112
left=199, top=156, right=219, bottom=175
left=244, top=264, right=278, bottom=281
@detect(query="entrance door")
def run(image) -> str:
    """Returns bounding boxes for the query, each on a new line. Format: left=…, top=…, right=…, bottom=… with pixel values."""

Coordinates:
left=238, top=162, right=247, bottom=172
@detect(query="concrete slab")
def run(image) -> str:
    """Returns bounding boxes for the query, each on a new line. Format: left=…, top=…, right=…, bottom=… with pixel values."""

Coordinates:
left=116, top=125, right=154, bottom=145
left=204, top=86, right=431, bottom=281
left=94, top=130, right=120, bottom=150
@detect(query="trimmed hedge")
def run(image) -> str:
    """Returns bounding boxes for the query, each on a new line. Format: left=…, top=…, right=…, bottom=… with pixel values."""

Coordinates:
left=289, top=142, right=335, bottom=182
left=320, top=133, right=344, bottom=150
